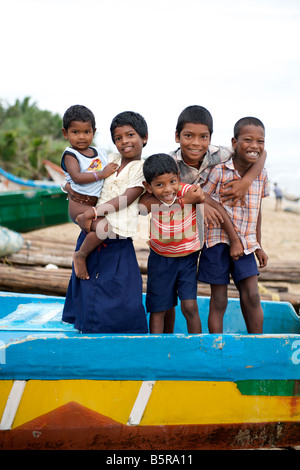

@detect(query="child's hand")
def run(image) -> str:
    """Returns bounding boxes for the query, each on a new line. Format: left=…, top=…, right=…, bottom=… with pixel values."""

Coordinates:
left=221, top=179, right=247, bottom=206
left=75, top=208, right=95, bottom=233
left=230, top=238, right=244, bottom=261
left=182, top=184, right=205, bottom=204
left=255, top=248, right=268, bottom=268
left=204, top=203, right=224, bottom=227
left=98, top=162, right=119, bottom=179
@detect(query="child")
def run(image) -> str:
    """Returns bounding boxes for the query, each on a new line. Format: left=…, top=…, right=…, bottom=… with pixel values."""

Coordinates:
left=198, top=117, right=269, bottom=334
left=140, top=105, right=265, bottom=332
left=171, top=105, right=267, bottom=207
left=61, top=105, right=119, bottom=279
left=140, top=153, right=204, bottom=334
left=62, top=111, right=149, bottom=334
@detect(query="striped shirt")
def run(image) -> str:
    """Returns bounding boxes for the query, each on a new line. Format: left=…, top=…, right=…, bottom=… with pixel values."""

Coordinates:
left=202, top=158, right=269, bottom=254
left=149, top=183, right=202, bottom=257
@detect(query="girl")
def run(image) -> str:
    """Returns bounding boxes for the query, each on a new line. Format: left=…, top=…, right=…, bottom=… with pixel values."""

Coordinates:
left=62, top=111, right=149, bottom=334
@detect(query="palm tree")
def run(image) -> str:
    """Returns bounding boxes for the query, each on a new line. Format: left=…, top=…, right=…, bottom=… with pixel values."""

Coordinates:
left=0, top=97, right=66, bottom=179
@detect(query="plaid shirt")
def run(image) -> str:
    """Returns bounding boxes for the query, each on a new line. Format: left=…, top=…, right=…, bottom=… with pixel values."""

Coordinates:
left=202, top=158, right=269, bottom=254
left=170, top=145, right=232, bottom=186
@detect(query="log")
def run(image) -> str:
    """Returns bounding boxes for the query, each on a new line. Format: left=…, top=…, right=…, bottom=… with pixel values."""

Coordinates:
left=4, top=236, right=300, bottom=284
left=0, top=264, right=70, bottom=296
left=0, top=263, right=299, bottom=309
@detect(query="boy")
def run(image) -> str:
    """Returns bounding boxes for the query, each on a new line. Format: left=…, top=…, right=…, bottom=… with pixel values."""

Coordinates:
left=198, top=117, right=269, bottom=334
left=61, top=105, right=118, bottom=279
left=140, top=153, right=204, bottom=334
left=171, top=105, right=267, bottom=208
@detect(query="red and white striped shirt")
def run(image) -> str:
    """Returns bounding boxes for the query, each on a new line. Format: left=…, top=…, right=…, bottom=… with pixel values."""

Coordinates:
left=149, top=183, right=202, bottom=257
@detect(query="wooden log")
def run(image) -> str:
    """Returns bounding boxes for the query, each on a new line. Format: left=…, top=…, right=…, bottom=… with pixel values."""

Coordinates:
left=0, top=262, right=299, bottom=309
left=0, top=264, right=70, bottom=296
left=4, top=234, right=300, bottom=284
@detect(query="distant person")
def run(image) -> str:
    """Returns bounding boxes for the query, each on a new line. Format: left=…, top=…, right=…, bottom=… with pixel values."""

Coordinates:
left=61, top=105, right=118, bottom=279
left=140, top=153, right=204, bottom=334
left=198, top=117, right=269, bottom=334
left=274, top=182, right=283, bottom=211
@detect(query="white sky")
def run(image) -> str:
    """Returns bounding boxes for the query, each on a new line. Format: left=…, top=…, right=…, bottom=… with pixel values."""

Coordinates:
left=1, top=0, right=300, bottom=192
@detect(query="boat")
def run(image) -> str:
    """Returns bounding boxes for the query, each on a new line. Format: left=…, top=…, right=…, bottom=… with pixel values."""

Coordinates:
left=0, top=187, right=70, bottom=233
left=0, top=166, right=61, bottom=191
left=0, top=291, right=299, bottom=450
left=42, top=159, right=65, bottom=184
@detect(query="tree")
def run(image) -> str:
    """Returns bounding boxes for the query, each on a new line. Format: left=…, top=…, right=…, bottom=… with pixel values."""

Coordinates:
left=0, top=97, right=66, bottom=179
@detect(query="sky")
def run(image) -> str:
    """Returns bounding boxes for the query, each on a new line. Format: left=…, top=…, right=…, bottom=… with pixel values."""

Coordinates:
left=1, top=0, right=300, bottom=194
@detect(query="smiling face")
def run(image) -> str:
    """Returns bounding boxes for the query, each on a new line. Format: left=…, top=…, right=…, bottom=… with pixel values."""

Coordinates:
left=145, top=172, right=180, bottom=205
left=175, top=123, right=211, bottom=168
left=62, top=120, right=95, bottom=153
left=232, top=124, right=265, bottom=169
left=113, top=125, right=147, bottom=161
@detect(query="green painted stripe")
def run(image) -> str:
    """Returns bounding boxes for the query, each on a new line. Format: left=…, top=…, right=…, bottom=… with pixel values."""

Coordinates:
left=236, top=380, right=300, bottom=396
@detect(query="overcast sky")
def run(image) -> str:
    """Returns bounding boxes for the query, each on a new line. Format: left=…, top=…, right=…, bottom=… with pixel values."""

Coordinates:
left=1, top=0, right=300, bottom=192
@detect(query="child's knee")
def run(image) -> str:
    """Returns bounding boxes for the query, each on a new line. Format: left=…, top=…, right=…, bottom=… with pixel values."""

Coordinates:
left=211, top=292, right=228, bottom=313
left=181, top=300, right=199, bottom=318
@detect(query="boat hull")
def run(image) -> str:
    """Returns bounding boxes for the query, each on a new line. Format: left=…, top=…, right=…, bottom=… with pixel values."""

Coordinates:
left=0, top=187, right=70, bottom=232
left=0, top=378, right=299, bottom=450
left=0, top=292, right=299, bottom=450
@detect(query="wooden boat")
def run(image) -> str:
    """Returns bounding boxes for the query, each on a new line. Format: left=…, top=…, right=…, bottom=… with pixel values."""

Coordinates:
left=42, top=159, right=65, bottom=184
left=0, top=291, right=299, bottom=450
left=0, top=166, right=61, bottom=191
left=0, top=187, right=70, bottom=232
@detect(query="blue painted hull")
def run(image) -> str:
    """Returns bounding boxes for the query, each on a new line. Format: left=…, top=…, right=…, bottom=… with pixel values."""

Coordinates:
left=0, top=291, right=299, bottom=382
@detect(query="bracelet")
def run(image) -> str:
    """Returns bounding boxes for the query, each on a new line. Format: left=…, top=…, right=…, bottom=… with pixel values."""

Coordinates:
left=178, top=197, right=184, bottom=208
left=93, top=171, right=100, bottom=181
left=92, top=206, right=98, bottom=220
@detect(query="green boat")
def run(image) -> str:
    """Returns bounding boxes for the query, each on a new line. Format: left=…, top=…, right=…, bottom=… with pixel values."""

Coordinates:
left=0, top=188, right=70, bottom=233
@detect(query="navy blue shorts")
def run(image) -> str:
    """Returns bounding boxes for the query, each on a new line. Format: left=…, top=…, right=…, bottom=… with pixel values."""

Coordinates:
left=198, top=243, right=259, bottom=285
left=146, top=249, right=200, bottom=313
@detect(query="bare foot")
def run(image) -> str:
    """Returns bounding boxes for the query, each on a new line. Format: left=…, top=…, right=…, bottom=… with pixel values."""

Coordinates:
left=73, top=252, right=89, bottom=280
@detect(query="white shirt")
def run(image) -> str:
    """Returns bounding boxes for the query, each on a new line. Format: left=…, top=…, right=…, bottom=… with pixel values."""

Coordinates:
left=97, top=153, right=145, bottom=237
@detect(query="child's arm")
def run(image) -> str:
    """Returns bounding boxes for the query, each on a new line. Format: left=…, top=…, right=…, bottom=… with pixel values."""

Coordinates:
left=64, top=154, right=118, bottom=184
left=204, top=193, right=244, bottom=260
left=255, top=204, right=268, bottom=268
left=76, top=186, right=144, bottom=232
left=138, top=184, right=205, bottom=216
left=221, top=151, right=267, bottom=205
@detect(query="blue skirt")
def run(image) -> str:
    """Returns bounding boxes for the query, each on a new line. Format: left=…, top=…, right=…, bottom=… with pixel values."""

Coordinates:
left=62, top=232, right=148, bottom=334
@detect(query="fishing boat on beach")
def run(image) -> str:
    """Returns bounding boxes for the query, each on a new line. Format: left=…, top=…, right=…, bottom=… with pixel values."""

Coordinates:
left=0, top=291, right=299, bottom=450
left=0, top=187, right=70, bottom=233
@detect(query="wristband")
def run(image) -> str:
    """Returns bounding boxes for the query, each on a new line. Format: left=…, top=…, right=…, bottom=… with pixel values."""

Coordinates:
left=92, top=206, right=98, bottom=220
left=93, top=171, right=100, bottom=181
left=178, top=197, right=184, bottom=208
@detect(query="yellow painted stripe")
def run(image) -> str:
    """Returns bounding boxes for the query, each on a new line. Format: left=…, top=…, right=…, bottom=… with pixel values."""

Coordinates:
left=0, top=381, right=13, bottom=421
left=0, top=380, right=299, bottom=429
left=141, top=381, right=300, bottom=425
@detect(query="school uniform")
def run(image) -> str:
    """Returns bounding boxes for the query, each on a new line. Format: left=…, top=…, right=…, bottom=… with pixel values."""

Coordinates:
left=62, top=153, right=148, bottom=334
